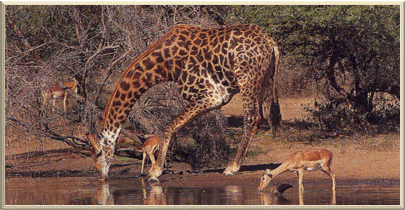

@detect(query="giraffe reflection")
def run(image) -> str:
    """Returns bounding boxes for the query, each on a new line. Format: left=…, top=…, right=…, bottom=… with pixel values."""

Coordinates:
left=93, top=181, right=114, bottom=205
left=142, top=179, right=167, bottom=205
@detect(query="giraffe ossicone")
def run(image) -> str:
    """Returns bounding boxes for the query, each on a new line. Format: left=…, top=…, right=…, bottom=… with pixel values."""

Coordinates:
left=86, top=24, right=281, bottom=181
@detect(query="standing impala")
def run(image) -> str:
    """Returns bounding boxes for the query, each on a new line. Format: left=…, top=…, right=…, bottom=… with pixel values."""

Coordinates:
left=41, top=78, right=78, bottom=111
left=141, top=134, right=162, bottom=174
left=258, top=149, right=336, bottom=195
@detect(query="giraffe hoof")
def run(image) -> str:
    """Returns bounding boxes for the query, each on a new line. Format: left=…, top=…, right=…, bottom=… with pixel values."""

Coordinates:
left=223, top=163, right=240, bottom=175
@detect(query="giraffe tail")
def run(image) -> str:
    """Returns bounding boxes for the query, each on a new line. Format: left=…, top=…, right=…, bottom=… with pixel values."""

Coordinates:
left=270, top=45, right=282, bottom=136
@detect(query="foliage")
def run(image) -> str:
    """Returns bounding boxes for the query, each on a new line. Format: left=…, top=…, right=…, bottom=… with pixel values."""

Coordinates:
left=5, top=5, right=227, bottom=163
left=229, top=5, right=400, bottom=129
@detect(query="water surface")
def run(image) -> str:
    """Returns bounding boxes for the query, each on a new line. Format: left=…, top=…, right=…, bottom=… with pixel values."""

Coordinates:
left=5, top=176, right=400, bottom=205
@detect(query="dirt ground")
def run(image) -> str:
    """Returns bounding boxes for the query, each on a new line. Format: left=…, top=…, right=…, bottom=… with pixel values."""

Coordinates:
left=4, top=95, right=401, bottom=182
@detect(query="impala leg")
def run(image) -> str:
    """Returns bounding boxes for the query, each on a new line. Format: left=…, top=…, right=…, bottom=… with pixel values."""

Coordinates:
left=321, top=168, right=336, bottom=191
left=149, top=97, right=223, bottom=181
left=141, top=152, right=146, bottom=174
left=149, top=151, right=156, bottom=165
left=63, top=94, right=68, bottom=111
left=298, top=169, right=304, bottom=194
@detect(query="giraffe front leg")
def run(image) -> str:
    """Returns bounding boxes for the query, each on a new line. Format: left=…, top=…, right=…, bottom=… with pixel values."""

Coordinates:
left=149, top=96, right=223, bottom=181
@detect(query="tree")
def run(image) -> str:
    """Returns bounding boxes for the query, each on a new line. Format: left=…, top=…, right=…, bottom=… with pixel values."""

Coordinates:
left=229, top=5, right=400, bottom=129
left=5, top=5, right=230, bottom=163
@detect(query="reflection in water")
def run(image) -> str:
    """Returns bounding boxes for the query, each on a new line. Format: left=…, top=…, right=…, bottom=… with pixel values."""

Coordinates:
left=5, top=177, right=399, bottom=205
left=259, top=193, right=292, bottom=205
left=93, top=180, right=114, bottom=205
left=142, top=179, right=167, bottom=205
left=298, top=187, right=336, bottom=205
left=225, top=185, right=242, bottom=203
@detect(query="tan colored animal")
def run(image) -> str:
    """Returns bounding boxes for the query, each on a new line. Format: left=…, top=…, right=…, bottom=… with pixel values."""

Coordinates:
left=41, top=78, right=78, bottom=111
left=85, top=24, right=281, bottom=181
left=141, top=134, right=162, bottom=174
left=258, top=149, right=336, bottom=194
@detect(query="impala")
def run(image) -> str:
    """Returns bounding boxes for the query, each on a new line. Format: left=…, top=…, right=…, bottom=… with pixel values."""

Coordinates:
left=258, top=149, right=336, bottom=194
left=41, top=78, right=78, bottom=111
left=141, top=134, right=162, bottom=174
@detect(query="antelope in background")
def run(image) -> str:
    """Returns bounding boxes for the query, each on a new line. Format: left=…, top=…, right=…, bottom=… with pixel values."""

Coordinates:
left=41, top=78, right=78, bottom=111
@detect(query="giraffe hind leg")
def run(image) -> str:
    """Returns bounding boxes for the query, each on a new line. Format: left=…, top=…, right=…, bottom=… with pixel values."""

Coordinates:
left=224, top=89, right=263, bottom=175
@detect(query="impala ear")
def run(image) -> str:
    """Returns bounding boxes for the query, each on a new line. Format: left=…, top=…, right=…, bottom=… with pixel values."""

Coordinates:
left=86, top=133, right=101, bottom=152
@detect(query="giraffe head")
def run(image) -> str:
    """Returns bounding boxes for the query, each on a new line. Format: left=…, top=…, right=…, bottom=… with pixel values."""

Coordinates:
left=86, top=133, right=110, bottom=180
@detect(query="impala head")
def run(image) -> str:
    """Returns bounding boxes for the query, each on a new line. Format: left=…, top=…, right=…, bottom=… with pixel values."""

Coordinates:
left=86, top=133, right=109, bottom=180
left=258, top=169, right=273, bottom=190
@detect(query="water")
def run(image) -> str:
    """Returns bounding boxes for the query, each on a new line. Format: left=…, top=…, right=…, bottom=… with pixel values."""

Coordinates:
left=5, top=176, right=400, bottom=205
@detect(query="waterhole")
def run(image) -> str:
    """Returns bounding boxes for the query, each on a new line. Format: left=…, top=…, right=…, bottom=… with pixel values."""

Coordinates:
left=5, top=176, right=400, bottom=205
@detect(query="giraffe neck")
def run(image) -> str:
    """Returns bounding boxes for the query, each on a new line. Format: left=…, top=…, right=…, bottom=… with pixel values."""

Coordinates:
left=99, top=32, right=178, bottom=143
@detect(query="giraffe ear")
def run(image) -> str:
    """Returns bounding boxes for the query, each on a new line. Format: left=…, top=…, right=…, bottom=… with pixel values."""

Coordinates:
left=266, top=169, right=271, bottom=175
left=86, top=133, right=101, bottom=152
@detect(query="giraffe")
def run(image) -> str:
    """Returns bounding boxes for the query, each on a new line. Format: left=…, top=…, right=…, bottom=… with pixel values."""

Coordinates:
left=86, top=24, right=281, bottom=181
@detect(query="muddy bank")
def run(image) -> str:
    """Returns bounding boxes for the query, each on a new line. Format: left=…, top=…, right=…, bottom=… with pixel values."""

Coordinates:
left=5, top=133, right=400, bottom=182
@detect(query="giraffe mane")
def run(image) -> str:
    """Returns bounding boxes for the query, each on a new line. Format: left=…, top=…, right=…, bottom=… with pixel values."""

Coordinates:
left=101, top=25, right=192, bottom=127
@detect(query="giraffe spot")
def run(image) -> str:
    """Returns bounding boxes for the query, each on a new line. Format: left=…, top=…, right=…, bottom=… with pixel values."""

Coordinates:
left=120, top=93, right=126, bottom=101
left=127, top=91, right=133, bottom=99
left=199, top=32, right=207, bottom=39
left=132, top=81, right=141, bottom=88
left=219, top=35, right=225, bottom=43
left=190, top=66, right=200, bottom=74
left=181, top=72, right=188, bottom=83
left=163, top=47, right=171, bottom=58
left=178, top=35, right=187, bottom=42
left=181, top=30, right=190, bottom=36
left=173, top=68, right=181, bottom=80
left=133, top=71, right=142, bottom=79
left=152, top=51, right=164, bottom=63
left=154, top=65, right=164, bottom=75
left=114, top=122, right=120, bottom=129
left=179, top=49, right=187, bottom=56
left=190, top=46, right=199, bottom=55
left=143, top=57, right=155, bottom=70
left=187, top=75, right=196, bottom=85
left=112, top=100, right=122, bottom=107
left=118, top=115, right=124, bottom=120
left=193, top=39, right=202, bottom=46
left=212, top=55, right=219, bottom=64
left=203, top=48, right=212, bottom=60
left=214, top=45, right=221, bottom=54
left=120, top=80, right=130, bottom=91
left=171, top=45, right=179, bottom=55
left=165, top=59, right=173, bottom=71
